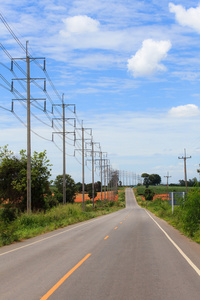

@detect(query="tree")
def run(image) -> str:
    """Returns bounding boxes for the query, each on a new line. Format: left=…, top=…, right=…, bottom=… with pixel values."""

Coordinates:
left=94, top=181, right=101, bottom=192
left=141, top=173, right=161, bottom=186
left=149, top=174, right=161, bottom=185
left=54, top=174, right=77, bottom=204
left=76, top=182, right=82, bottom=193
left=0, top=146, right=23, bottom=204
left=0, top=146, right=52, bottom=211
left=141, top=173, right=150, bottom=188
left=144, top=188, right=155, bottom=201
left=86, top=183, right=97, bottom=200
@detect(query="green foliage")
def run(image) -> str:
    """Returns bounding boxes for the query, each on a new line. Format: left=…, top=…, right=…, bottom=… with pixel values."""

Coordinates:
left=1, top=203, right=18, bottom=222
left=179, top=177, right=198, bottom=187
left=0, top=204, right=19, bottom=245
left=54, top=174, right=77, bottom=204
left=136, top=185, right=189, bottom=195
left=76, top=182, right=83, bottom=193
left=88, top=188, right=97, bottom=200
left=141, top=173, right=161, bottom=186
left=135, top=186, right=200, bottom=243
left=180, top=187, right=200, bottom=236
left=94, top=181, right=101, bottom=192
left=0, top=194, right=125, bottom=247
left=0, top=146, right=52, bottom=211
left=144, top=188, right=155, bottom=201
left=0, top=145, right=23, bottom=203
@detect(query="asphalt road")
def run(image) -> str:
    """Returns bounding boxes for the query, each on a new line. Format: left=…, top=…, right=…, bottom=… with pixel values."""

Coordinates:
left=1, top=188, right=200, bottom=299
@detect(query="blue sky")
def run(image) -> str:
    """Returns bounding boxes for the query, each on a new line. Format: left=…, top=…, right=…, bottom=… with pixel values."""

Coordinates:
left=0, top=0, right=200, bottom=184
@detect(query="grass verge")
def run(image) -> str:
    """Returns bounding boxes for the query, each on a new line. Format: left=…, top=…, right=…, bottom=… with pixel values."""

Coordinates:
left=135, top=189, right=200, bottom=244
left=0, top=190, right=125, bottom=247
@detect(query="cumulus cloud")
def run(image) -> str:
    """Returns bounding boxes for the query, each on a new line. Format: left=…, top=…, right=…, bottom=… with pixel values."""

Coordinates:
left=168, top=104, right=200, bottom=117
left=60, top=15, right=100, bottom=36
left=127, top=39, right=171, bottom=77
left=169, top=3, right=200, bottom=33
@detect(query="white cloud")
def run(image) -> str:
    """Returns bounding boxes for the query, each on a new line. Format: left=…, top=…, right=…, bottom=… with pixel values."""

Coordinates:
left=60, top=15, right=100, bottom=36
left=168, top=104, right=200, bottom=118
left=169, top=3, right=200, bottom=34
left=127, top=39, right=171, bottom=77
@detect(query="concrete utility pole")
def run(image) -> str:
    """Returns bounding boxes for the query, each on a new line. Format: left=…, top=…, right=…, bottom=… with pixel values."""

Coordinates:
left=92, top=140, right=94, bottom=208
left=164, top=172, right=172, bottom=187
left=75, top=125, right=92, bottom=211
left=62, top=96, right=66, bottom=204
left=82, top=124, right=85, bottom=210
left=178, top=149, right=191, bottom=193
left=26, top=42, right=31, bottom=214
left=85, top=140, right=100, bottom=208
left=102, top=153, right=107, bottom=202
left=52, top=102, right=76, bottom=204
left=100, top=151, right=103, bottom=206
left=164, top=172, right=172, bottom=194
left=11, top=41, right=46, bottom=213
left=95, top=151, right=104, bottom=206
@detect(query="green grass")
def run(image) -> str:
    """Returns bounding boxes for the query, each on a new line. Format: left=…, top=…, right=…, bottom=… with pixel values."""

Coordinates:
left=0, top=190, right=125, bottom=247
left=136, top=185, right=194, bottom=195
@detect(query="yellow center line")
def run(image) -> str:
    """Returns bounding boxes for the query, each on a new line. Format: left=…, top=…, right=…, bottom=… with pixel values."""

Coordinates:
left=114, top=227, right=118, bottom=229
left=40, top=253, right=91, bottom=300
left=104, top=236, right=109, bottom=240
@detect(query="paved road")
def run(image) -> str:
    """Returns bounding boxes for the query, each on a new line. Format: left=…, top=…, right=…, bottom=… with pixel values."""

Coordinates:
left=1, top=188, right=200, bottom=299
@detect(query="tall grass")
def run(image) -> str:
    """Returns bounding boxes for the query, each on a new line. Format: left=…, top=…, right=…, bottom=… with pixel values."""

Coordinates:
left=0, top=191, right=125, bottom=247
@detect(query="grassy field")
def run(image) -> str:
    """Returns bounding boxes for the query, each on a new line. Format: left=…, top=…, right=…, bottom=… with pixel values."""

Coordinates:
left=0, top=190, right=125, bottom=247
left=136, top=185, right=194, bottom=195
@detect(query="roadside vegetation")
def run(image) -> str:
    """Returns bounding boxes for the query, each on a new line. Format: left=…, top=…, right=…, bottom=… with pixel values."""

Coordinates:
left=0, top=190, right=125, bottom=247
left=0, top=145, right=125, bottom=247
left=135, top=186, right=200, bottom=244
left=136, top=185, right=192, bottom=195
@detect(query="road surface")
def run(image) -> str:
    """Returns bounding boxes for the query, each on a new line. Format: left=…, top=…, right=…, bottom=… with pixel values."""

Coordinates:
left=0, top=188, right=200, bottom=299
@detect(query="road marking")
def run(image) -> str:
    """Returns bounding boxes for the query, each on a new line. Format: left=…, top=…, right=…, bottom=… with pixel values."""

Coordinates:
left=145, top=210, right=200, bottom=276
left=0, top=212, right=121, bottom=257
left=115, top=227, right=118, bottom=230
left=40, top=253, right=91, bottom=300
left=104, top=236, right=109, bottom=240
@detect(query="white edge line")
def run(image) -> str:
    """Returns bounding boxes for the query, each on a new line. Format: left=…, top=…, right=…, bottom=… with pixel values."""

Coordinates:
left=0, top=210, right=121, bottom=257
left=145, top=210, right=200, bottom=276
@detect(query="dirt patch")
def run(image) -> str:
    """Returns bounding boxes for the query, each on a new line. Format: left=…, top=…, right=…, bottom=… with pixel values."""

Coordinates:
left=141, top=193, right=169, bottom=201
left=75, top=192, right=118, bottom=203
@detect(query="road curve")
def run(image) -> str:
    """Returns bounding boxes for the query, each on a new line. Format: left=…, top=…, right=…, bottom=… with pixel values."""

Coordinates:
left=0, top=188, right=200, bottom=299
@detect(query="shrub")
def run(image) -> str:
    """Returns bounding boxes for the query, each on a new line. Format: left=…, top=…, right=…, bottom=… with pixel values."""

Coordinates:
left=0, top=204, right=19, bottom=245
left=144, top=188, right=155, bottom=201
left=180, top=188, right=200, bottom=236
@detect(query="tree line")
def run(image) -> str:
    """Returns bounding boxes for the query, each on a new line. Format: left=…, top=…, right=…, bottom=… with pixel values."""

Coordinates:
left=0, top=145, right=103, bottom=212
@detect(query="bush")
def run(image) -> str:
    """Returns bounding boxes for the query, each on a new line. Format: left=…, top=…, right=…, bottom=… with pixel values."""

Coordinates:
left=0, top=204, right=19, bottom=245
left=0, top=204, right=18, bottom=222
left=144, top=188, right=155, bottom=201
left=180, top=188, right=200, bottom=236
